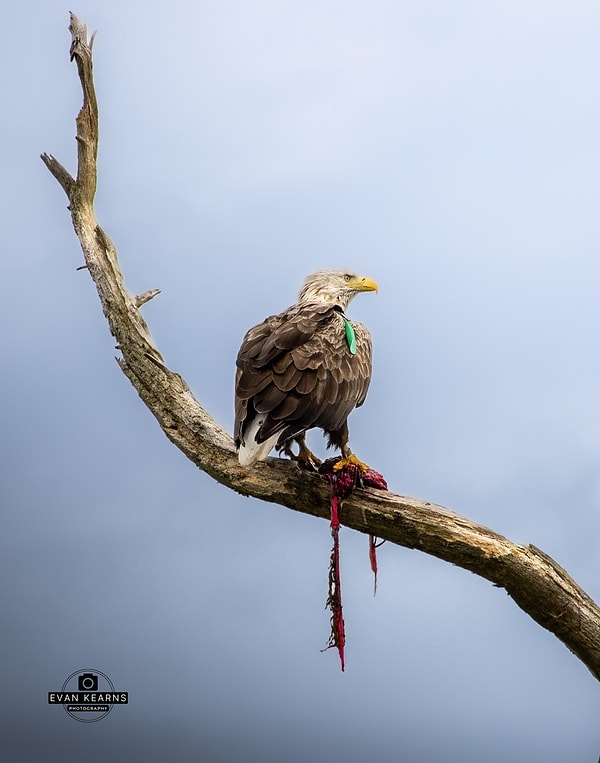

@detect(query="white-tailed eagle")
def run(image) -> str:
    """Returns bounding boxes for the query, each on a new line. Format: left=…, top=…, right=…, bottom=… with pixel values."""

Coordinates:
left=234, top=269, right=377, bottom=468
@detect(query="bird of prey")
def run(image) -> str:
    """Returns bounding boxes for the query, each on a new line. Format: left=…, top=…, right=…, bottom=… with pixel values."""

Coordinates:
left=234, top=269, right=377, bottom=468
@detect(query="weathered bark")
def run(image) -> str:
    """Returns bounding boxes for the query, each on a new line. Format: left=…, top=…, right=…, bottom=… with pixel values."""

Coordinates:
left=42, top=14, right=600, bottom=682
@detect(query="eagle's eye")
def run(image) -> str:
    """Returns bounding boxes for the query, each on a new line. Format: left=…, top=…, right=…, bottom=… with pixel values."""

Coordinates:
left=344, top=274, right=351, bottom=282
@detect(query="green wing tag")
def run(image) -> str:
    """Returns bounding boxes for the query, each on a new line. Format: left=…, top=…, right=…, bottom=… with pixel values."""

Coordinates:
left=343, top=317, right=357, bottom=355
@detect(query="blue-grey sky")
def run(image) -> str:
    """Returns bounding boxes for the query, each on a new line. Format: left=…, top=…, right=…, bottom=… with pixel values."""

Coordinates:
left=2, top=1, right=600, bottom=760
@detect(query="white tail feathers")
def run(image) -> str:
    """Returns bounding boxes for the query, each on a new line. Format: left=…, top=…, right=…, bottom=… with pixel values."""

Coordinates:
left=237, top=415, right=281, bottom=467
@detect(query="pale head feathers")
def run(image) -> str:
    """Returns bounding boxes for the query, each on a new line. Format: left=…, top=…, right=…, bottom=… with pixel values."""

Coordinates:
left=298, top=269, right=378, bottom=311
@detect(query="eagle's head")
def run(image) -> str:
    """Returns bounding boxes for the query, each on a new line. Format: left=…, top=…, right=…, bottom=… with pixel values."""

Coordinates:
left=298, top=269, right=378, bottom=311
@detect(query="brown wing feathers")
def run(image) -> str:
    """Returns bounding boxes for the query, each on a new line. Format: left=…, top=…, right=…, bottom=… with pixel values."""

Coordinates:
left=234, top=302, right=372, bottom=452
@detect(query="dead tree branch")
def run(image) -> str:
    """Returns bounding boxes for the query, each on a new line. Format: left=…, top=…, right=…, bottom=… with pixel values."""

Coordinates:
left=42, top=14, right=600, bottom=682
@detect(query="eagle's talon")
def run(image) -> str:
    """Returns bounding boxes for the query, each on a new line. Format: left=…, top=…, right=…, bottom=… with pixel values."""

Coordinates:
left=282, top=437, right=322, bottom=471
left=296, top=457, right=320, bottom=473
left=333, top=453, right=370, bottom=473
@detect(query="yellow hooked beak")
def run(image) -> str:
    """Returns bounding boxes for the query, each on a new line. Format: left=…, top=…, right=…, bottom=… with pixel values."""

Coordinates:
left=348, top=276, right=378, bottom=294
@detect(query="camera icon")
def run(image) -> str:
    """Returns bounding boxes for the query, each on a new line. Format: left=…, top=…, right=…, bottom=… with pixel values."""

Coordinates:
left=78, top=673, right=98, bottom=691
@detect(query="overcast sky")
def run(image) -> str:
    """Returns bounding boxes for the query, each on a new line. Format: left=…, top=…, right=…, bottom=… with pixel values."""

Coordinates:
left=2, top=1, right=600, bottom=760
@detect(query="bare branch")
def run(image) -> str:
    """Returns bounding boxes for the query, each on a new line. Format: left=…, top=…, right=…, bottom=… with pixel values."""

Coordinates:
left=134, top=289, right=161, bottom=308
left=40, top=153, right=75, bottom=198
left=42, top=14, right=600, bottom=683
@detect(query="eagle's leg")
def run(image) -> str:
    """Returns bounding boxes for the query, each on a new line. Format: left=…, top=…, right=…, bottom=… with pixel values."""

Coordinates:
left=283, top=434, right=322, bottom=470
left=327, top=423, right=370, bottom=472
left=297, top=435, right=322, bottom=469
